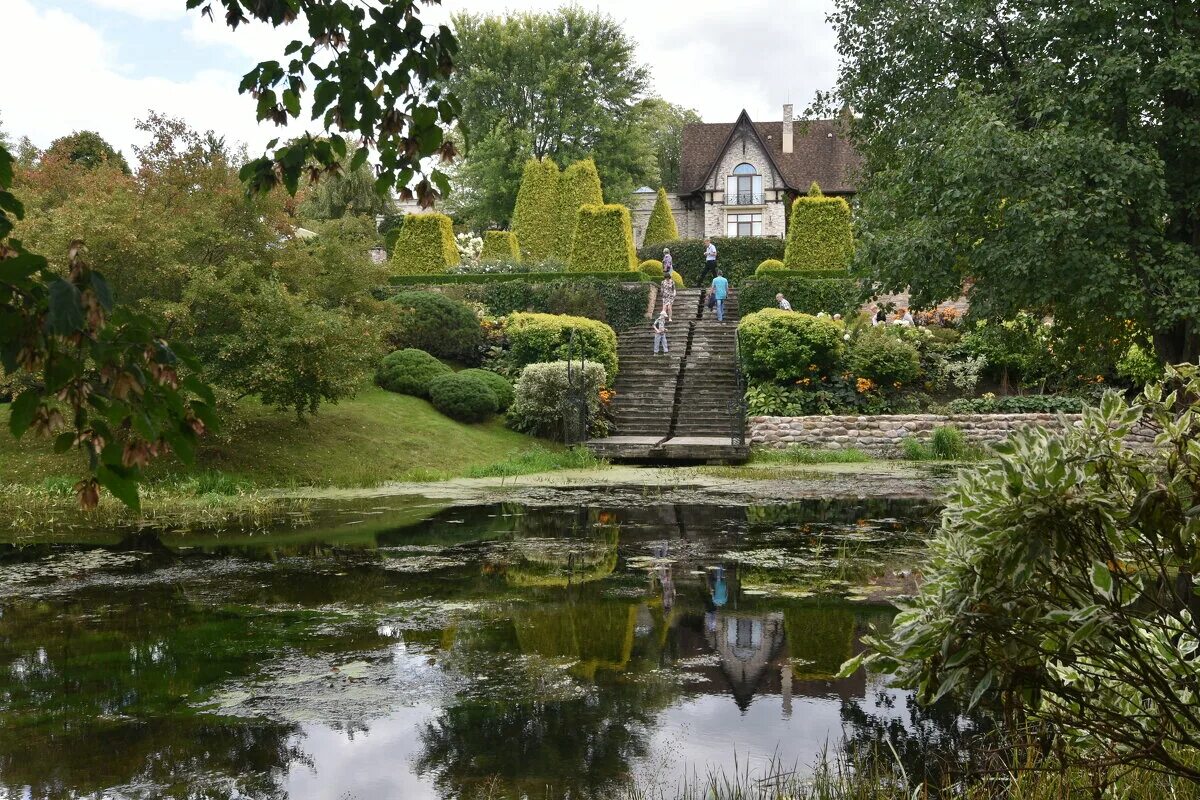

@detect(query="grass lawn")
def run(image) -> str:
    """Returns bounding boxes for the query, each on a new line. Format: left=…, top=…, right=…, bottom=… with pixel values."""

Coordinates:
left=0, top=386, right=581, bottom=489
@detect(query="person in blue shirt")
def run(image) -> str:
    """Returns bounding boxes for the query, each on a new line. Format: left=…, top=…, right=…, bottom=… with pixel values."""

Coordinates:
left=711, top=270, right=729, bottom=322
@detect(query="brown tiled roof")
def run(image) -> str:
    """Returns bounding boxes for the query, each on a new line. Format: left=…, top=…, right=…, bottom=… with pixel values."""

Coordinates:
left=678, top=112, right=862, bottom=195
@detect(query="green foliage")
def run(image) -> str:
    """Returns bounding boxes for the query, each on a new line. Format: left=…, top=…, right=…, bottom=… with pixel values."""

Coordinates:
left=383, top=291, right=484, bottom=364
left=389, top=213, right=460, bottom=275
left=785, top=606, right=856, bottom=680
left=427, top=372, right=499, bottom=423
left=480, top=230, right=521, bottom=263
left=642, top=187, right=678, bottom=246
left=738, top=276, right=864, bottom=319
left=568, top=204, right=638, bottom=273
left=947, top=395, right=1084, bottom=414
left=1116, top=342, right=1162, bottom=388
left=558, top=159, right=604, bottom=258
left=43, top=130, right=131, bottom=174
left=457, top=368, right=515, bottom=411
left=507, top=360, right=607, bottom=438
left=298, top=161, right=395, bottom=220
left=637, top=98, right=701, bottom=191
left=738, top=310, right=846, bottom=383
left=511, top=158, right=561, bottom=262
left=639, top=260, right=683, bottom=287
left=276, top=214, right=389, bottom=311
left=900, top=425, right=984, bottom=461
left=472, top=279, right=652, bottom=332
left=505, top=312, right=619, bottom=384
left=637, top=237, right=785, bottom=285
left=854, top=368, right=1200, bottom=776
left=847, top=326, right=921, bottom=387
left=752, top=446, right=873, bottom=464
left=783, top=194, right=853, bottom=271
left=388, top=271, right=649, bottom=286
left=375, top=348, right=452, bottom=398
left=755, top=259, right=786, bottom=275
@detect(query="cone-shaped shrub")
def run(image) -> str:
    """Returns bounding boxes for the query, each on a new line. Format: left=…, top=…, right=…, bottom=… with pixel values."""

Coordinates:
left=642, top=187, right=678, bottom=246
left=783, top=182, right=853, bottom=271
left=557, top=159, right=604, bottom=258
left=512, top=158, right=560, bottom=262
left=480, top=230, right=521, bottom=262
left=568, top=204, right=638, bottom=273
left=389, top=213, right=460, bottom=275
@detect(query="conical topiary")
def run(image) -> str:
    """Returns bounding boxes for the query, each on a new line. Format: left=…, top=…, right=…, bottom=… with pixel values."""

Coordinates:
left=641, top=187, right=678, bottom=247
left=511, top=158, right=560, bottom=262
left=480, top=230, right=521, bottom=262
left=557, top=159, right=604, bottom=259
left=807, top=181, right=823, bottom=197
left=389, top=213, right=460, bottom=274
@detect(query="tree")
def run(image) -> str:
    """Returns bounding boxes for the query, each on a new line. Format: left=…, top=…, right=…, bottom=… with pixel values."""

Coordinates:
left=636, top=98, right=701, bottom=191
left=557, top=159, right=603, bottom=258
left=511, top=158, right=560, bottom=262
left=642, top=188, right=678, bottom=247
left=826, top=0, right=1200, bottom=364
left=446, top=8, right=653, bottom=228
left=44, top=131, right=132, bottom=174
left=298, top=161, right=395, bottom=221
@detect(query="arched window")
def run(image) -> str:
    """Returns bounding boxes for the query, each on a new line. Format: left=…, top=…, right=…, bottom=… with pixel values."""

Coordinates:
left=727, top=163, right=763, bottom=206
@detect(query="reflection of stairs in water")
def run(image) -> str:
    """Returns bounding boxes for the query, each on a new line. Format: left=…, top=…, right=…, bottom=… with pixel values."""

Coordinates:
left=587, top=288, right=748, bottom=464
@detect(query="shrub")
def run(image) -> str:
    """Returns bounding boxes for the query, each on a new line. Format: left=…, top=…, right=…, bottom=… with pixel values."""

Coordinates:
left=1116, top=342, right=1161, bottom=387
left=458, top=368, right=515, bottom=411
left=738, top=309, right=845, bottom=383
left=782, top=186, right=853, bottom=271
left=568, top=204, right=638, bottom=273
left=847, top=326, right=922, bottom=388
left=642, top=187, right=678, bottom=246
left=480, top=230, right=521, bottom=263
left=946, top=394, right=1085, bottom=414
left=389, top=213, right=460, bottom=275
left=901, top=425, right=984, bottom=461
left=755, top=259, right=786, bottom=275
left=739, top=275, right=864, bottom=317
left=375, top=348, right=452, bottom=398
left=427, top=372, right=499, bottom=422
left=639, top=260, right=683, bottom=287
left=637, top=238, right=784, bottom=285
left=505, top=312, right=619, bottom=384
left=385, top=291, right=484, bottom=363
left=512, top=158, right=560, bottom=262
left=507, top=360, right=607, bottom=439
left=475, top=279, right=651, bottom=333
left=558, top=159, right=604, bottom=258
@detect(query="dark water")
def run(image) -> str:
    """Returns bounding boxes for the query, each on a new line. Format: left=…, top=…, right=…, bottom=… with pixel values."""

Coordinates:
left=0, top=499, right=974, bottom=799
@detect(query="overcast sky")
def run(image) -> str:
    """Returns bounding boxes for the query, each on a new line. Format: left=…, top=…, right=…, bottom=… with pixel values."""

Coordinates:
left=3, top=0, right=839, bottom=161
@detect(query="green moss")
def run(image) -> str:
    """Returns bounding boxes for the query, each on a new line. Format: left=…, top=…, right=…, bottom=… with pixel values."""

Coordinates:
left=389, top=213, right=460, bottom=275
left=512, top=157, right=560, bottom=262
left=480, top=230, right=521, bottom=262
left=783, top=189, right=854, bottom=272
left=642, top=187, right=678, bottom=246
left=558, top=159, right=604, bottom=259
left=567, top=203, right=638, bottom=273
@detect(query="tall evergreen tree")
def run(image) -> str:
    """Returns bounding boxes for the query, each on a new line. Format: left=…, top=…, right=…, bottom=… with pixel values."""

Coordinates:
left=557, top=159, right=604, bottom=258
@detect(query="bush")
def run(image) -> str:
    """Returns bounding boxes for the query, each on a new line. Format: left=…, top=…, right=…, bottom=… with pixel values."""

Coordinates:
left=385, top=291, right=484, bottom=363
left=457, top=368, right=515, bottom=411
left=639, top=260, right=684, bottom=287
left=427, top=372, right=499, bottom=422
left=480, top=230, right=521, bottom=263
left=903, top=425, right=984, bottom=461
left=389, top=213, right=460, bottom=275
left=389, top=271, right=648, bottom=287
left=946, top=394, right=1084, bottom=414
left=507, top=360, right=607, bottom=439
left=642, top=187, right=678, bottom=246
left=638, top=237, right=784, bottom=285
left=474, top=279, right=652, bottom=333
left=512, top=158, right=560, bottom=262
left=1116, top=342, right=1161, bottom=387
left=375, top=348, right=452, bottom=398
left=847, top=326, right=922, bottom=388
left=738, top=309, right=845, bottom=383
left=755, top=259, right=786, bottom=275
left=782, top=185, right=853, bottom=271
left=505, top=312, right=619, bottom=384
left=568, top=204, right=638, bottom=273
left=558, top=159, right=604, bottom=258
left=738, top=275, right=864, bottom=317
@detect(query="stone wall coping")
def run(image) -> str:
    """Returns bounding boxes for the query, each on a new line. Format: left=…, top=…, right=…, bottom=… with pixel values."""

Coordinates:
left=749, top=412, right=1083, bottom=424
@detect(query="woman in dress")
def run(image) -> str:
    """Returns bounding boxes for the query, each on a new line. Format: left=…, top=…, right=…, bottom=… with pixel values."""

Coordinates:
left=660, top=273, right=677, bottom=322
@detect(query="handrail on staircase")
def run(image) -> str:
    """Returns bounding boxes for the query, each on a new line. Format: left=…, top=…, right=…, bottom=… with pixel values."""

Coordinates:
left=728, top=318, right=747, bottom=448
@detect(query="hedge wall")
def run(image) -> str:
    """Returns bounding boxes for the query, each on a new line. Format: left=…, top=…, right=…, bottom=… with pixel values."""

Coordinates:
left=738, top=275, right=865, bottom=318
left=506, top=312, right=619, bottom=385
left=512, top=158, right=560, bottom=262
left=568, top=203, right=638, bottom=273
left=642, top=187, right=678, bottom=247
left=637, top=237, right=784, bottom=285
left=388, top=271, right=649, bottom=286
left=389, top=213, right=459, bottom=275
left=783, top=191, right=853, bottom=271
left=481, top=230, right=520, bottom=262
left=558, top=159, right=604, bottom=259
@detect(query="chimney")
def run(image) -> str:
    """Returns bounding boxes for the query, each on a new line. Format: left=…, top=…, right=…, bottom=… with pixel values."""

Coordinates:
left=782, top=104, right=793, bottom=154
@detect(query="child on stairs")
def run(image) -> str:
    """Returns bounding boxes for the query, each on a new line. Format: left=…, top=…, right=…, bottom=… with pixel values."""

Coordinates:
left=652, top=311, right=669, bottom=355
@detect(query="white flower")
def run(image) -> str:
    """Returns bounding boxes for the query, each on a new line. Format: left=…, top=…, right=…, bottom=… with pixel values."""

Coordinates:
left=843, top=333, right=851, bottom=341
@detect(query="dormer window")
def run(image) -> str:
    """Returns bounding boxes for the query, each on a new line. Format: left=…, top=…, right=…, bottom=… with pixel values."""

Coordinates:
left=726, top=163, right=762, bottom=205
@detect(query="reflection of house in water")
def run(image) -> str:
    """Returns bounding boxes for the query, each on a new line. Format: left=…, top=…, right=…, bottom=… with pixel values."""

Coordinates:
left=706, top=611, right=786, bottom=711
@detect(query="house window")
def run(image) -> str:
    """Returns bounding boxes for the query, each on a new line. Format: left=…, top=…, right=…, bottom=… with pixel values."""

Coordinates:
left=726, top=213, right=763, bottom=237
left=725, top=163, right=763, bottom=205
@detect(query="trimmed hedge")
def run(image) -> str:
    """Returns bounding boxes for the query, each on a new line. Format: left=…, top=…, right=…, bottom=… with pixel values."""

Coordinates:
left=568, top=203, right=638, bottom=273
left=474, top=279, right=652, bottom=333
left=739, top=275, right=865, bottom=317
left=388, top=271, right=649, bottom=286
left=428, top=372, right=498, bottom=422
left=783, top=189, right=853, bottom=271
left=458, top=368, right=515, bottom=411
left=376, top=348, right=452, bottom=398
left=506, top=312, right=619, bottom=385
left=755, top=259, right=785, bottom=275
left=389, top=213, right=459, bottom=275
left=639, top=260, right=684, bottom=287
left=642, top=187, right=678, bottom=246
left=559, top=159, right=604, bottom=259
left=512, top=158, right=560, bottom=262
left=637, top=237, right=784, bottom=285
left=481, top=230, right=521, bottom=262
left=385, top=291, right=484, bottom=363
left=738, top=309, right=845, bottom=383
left=947, top=395, right=1085, bottom=414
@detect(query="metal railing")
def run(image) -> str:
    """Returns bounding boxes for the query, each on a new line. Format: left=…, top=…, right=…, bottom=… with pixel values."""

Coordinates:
left=562, top=329, right=592, bottom=445
left=724, top=190, right=764, bottom=206
left=728, top=328, right=747, bottom=448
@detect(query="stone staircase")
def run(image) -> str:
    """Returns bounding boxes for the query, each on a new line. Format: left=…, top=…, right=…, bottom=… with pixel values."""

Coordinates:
left=588, top=288, right=749, bottom=463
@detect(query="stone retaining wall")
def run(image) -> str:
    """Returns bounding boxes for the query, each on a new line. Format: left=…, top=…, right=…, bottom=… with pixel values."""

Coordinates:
left=749, top=413, right=1083, bottom=454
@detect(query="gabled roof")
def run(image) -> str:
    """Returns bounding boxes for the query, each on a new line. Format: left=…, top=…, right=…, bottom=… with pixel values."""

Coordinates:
left=678, top=110, right=861, bottom=196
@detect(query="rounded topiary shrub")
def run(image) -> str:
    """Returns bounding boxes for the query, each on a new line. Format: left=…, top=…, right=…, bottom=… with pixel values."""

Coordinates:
left=847, top=327, right=921, bottom=388
left=755, top=259, right=786, bottom=275
left=458, top=368, right=515, bottom=411
left=639, top=260, right=684, bottom=287
left=428, top=372, right=499, bottom=422
left=385, top=291, right=484, bottom=363
left=376, top=348, right=452, bottom=398
left=737, top=309, right=845, bottom=383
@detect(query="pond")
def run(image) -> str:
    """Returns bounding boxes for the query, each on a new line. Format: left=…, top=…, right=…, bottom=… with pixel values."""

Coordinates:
left=0, top=498, right=975, bottom=799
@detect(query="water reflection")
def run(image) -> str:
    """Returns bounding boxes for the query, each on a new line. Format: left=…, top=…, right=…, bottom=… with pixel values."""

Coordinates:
left=0, top=499, right=970, bottom=799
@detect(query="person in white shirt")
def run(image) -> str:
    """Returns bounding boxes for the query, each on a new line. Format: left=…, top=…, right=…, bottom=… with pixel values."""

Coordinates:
left=775, top=293, right=792, bottom=311
left=900, top=308, right=914, bottom=326
left=700, top=238, right=718, bottom=284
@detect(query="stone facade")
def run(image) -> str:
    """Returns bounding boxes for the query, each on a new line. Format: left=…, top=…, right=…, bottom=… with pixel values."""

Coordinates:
left=629, top=189, right=704, bottom=245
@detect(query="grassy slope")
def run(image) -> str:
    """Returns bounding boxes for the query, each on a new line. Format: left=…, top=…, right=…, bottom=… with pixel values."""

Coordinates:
left=0, top=387, right=560, bottom=488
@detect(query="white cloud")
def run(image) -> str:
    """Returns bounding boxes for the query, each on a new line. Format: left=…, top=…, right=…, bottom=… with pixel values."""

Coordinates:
left=81, top=0, right=184, bottom=21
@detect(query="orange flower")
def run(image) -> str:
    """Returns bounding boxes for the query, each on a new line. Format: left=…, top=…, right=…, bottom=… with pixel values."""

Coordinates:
left=855, top=377, right=875, bottom=394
